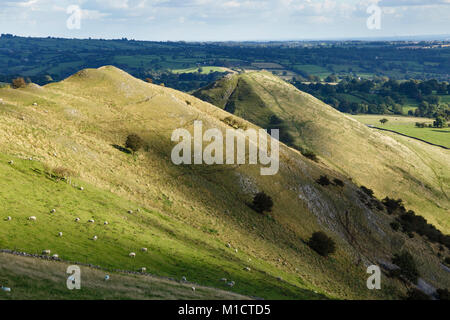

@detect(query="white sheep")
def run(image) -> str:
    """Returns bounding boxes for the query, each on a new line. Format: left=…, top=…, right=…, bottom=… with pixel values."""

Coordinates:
left=141, top=248, right=148, bottom=252
left=127, top=210, right=133, bottom=214
left=75, top=218, right=80, bottom=222
left=244, top=267, right=251, bottom=272
left=235, top=248, right=238, bottom=253
left=6, top=216, right=11, bottom=221
left=226, top=243, right=231, bottom=248
left=42, top=250, right=51, bottom=255
left=29, top=216, right=37, bottom=221
left=52, top=254, right=59, bottom=259
left=88, top=219, right=95, bottom=223
left=140, top=267, right=147, bottom=272
left=58, top=232, right=63, bottom=237
left=220, top=278, right=227, bottom=282
left=104, top=221, right=109, bottom=225
left=129, top=252, right=136, bottom=258
left=50, top=209, right=56, bottom=213
left=8, top=160, right=13, bottom=165
left=227, top=281, right=235, bottom=287
left=181, top=276, right=187, bottom=282
left=79, top=187, right=84, bottom=191
left=92, top=236, right=98, bottom=241
left=191, top=287, right=196, bottom=292
left=104, top=275, right=110, bottom=281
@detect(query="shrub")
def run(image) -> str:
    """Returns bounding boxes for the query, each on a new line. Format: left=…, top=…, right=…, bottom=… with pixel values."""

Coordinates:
left=308, top=231, right=336, bottom=257
left=390, top=221, right=400, bottom=231
left=444, top=257, right=450, bottom=266
left=382, top=197, right=405, bottom=214
left=406, top=288, right=431, bottom=300
left=301, top=150, right=318, bottom=162
left=317, top=175, right=331, bottom=186
left=392, top=251, right=419, bottom=284
left=360, top=186, right=374, bottom=198
left=252, top=192, right=273, bottom=214
left=333, top=178, right=344, bottom=187
left=437, top=288, right=450, bottom=300
left=125, top=134, right=144, bottom=152
left=11, top=77, right=27, bottom=89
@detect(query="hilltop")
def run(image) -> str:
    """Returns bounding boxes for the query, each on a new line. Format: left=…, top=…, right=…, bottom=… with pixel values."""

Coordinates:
left=0, top=66, right=449, bottom=299
left=194, top=72, right=450, bottom=234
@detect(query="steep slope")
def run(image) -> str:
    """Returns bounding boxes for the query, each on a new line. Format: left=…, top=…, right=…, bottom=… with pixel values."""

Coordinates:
left=0, top=66, right=448, bottom=300
left=194, top=72, right=450, bottom=234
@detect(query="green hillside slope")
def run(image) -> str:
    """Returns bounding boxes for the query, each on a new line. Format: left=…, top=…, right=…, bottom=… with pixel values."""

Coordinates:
left=0, top=67, right=448, bottom=299
left=194, top=72, right=450, bottom=234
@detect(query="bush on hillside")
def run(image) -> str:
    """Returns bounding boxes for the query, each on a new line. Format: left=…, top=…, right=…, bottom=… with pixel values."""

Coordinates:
left=252, top=192, right=273, bottom=214
left=308, top=231, right=336, bottom=257
left=382, top=197, right=405, bottom=214
left=360, top=186, right=374, bottom=198
left=444, top=257, right=450, bottom=266
left=125, top=134, right=144, bottom=152
left=390, top=221, right=401, bottom=231
left=392, top=251, right=419, bottom=284
left=301, top=149, right=319, bottom=162
left=11, top=77, right=27, bottom=89
left=316, top=175, right=331, bottom=186
left=333, top=178, right=344, bottom=187
left=437, top=288, right=450, bottom=300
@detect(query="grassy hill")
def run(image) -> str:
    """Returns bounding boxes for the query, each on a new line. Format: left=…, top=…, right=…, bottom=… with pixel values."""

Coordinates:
left=0, top=66, right=448, bottom=299
left=194, top=72, right=450, bottom=234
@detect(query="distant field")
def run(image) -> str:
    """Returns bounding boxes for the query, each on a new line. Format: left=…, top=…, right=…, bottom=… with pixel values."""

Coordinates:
left=171, top=66, right=230, bottom=74
left=350, top=114, right=450, bottom=148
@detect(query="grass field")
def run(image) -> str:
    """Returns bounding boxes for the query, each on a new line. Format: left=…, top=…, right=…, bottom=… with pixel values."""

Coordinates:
left=349, top=115, right=450, bottom=148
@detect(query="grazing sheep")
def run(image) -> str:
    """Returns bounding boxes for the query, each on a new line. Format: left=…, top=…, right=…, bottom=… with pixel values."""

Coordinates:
left=220, top=278, right=227, bottom=282
left=244, top=267, right=251, bottom=272
left=32, top=102, right=38, bottom=106
left=1, top=287, right=11, bottom=292
left=129, top=252, right=136, bottom=258
left=227, top=281, right=235, bottom=287
left=140, top=267, right=147, bottom=272
left=226, top=243, right=231, bottom=248
left=29, top=216, right=37, bottom=221
left=75, top=218, right=80, bottom=222
left=42, top=250, right=51, bottom=255
left=104, top=275, right=110, bottom=281
left=6, top=216, right=11, bottom=221
left=88, top=219, right=95, bottom=223
left=79, top=187, right=84, bottom=191
left=8, top=160, right=13, bottom=165
left=191, top=287, right=196, bottom=292
left=92, top=236, right=98, bottom=241
left=276, top=276, right=283, bottom=281
left=50, top=209, right=56, bottom=213
left=52, top=254, right=59, bottom=259
left=58, top=232, right=63, bottom=237
left=235, top=249, right=238, bottom=253
left=141, top=248, right=148, bottom=252
left=104, top=221, right=108, bottom=225
left=181, top=276, right=187, bottom=282
left=127, top=210, right=133, bottom=214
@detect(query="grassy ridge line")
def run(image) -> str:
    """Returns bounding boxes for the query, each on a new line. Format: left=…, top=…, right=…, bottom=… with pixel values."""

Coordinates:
left=0, top=253, right=251, bottom=300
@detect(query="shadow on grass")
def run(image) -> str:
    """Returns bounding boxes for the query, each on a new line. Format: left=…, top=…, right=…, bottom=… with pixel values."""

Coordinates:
left=112, top=144, right=132, bottom=154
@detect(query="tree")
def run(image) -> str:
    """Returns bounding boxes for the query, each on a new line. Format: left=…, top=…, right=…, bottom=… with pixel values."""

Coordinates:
left=379, top=118, right=389, bottom=125
left=392, top=251, right=419, bottom=284
left=308, top=232, right=336, bottom=257
left=433, top=116, right=446, bottom=128
left=125, top=134, right=144, bottom=152
left=11, top=77, right=26, bottom=89
left=252, top=192, right=273, bottom=213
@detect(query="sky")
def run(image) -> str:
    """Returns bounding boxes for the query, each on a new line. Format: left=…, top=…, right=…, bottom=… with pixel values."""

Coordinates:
left=0, top=0, right=449, bottom=41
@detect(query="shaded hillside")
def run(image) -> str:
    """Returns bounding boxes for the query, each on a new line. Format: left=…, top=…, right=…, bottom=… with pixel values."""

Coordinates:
left=0, top=67, right=448, bottom=299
